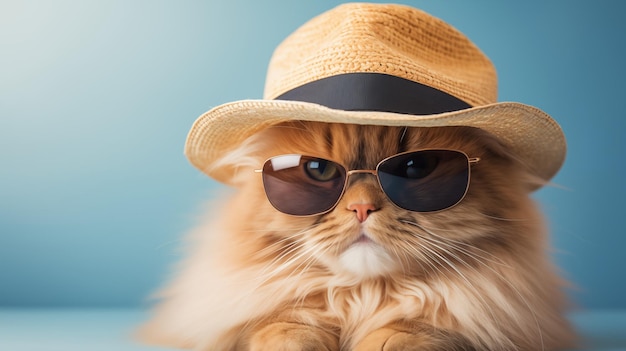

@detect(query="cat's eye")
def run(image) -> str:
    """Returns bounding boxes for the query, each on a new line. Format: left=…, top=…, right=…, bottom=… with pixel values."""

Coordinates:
left=377, top=150, right=473, bottom=212
left=304, top=159, right=341, bottom=181
left=258, top=149, right=479, bottom=216
left=388, top=153, right=440, bottom=179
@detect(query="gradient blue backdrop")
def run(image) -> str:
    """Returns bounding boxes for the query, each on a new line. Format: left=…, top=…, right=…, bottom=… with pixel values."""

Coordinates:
left=1, top=0, right=625, bottom=309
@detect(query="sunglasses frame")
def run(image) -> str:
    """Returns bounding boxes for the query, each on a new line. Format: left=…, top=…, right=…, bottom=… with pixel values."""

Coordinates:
left=255, top=149, right=480, bottom=216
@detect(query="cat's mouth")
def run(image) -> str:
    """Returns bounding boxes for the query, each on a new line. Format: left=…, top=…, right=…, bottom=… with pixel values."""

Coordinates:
left=343, top=231, right=389, bottom=255
left=346, top=232, right=379, bottom=250
left=338, top=231, right=396, bottom=278
left=353, top=233, right=375, bottom=245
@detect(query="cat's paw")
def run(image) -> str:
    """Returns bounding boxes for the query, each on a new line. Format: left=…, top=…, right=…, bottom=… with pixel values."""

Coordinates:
left=354, top=327, right=473, bottom=351
left=380, top=331, right=426, bottom=351
left=248, top=322, right=338, bottom=351
left=353, top=328, right=424, bottom=351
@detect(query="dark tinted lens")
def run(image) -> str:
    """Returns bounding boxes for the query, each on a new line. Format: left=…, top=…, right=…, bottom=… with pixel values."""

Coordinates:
left=262, top=155, right=346, bottom=216
left=377, top=150, right=470, bottom=212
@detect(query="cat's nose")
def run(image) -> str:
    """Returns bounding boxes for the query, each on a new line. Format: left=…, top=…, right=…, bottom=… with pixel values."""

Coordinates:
left=348, top=203, right=378, bottom=222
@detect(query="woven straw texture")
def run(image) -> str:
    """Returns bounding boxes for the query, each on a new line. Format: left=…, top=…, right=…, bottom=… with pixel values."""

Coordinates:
left=265, top=3, right=497, bottom=106
left=185, top=3, right=566, bottom=187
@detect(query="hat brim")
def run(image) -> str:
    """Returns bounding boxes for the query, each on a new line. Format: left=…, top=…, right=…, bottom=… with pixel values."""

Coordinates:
left=185, top=99, right=565, bottom=188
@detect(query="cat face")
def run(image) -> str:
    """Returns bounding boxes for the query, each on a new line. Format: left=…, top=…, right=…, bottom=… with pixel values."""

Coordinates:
left=222, top=122, right=535, bottom=281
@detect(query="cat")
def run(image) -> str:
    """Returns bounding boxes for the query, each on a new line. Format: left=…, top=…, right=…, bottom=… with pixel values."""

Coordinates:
left=139, top=121, right=577, bottom=351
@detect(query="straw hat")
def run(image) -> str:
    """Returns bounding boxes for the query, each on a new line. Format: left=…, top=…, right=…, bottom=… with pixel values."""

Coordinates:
left=185, top=3, right=566, bottom=187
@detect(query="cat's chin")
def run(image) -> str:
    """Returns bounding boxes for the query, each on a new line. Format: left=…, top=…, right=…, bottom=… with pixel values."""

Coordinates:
left=336, top=234, right=397, bottom=279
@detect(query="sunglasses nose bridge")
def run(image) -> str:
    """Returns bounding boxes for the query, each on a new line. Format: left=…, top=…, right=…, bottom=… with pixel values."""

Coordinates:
left=345, top=169, right=379, bottom=187
left=346, top=169, right=377, bottom=177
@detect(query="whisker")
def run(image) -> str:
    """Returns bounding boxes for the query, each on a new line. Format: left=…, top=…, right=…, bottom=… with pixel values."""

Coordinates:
left=402, top=220, right=544, bottom=350
left=388, top=242, right=410, bottom=278
left=401, top=220, right=509, bottom=267
left=478, top=212, right=529, bottom=222
left=399, top=126, right=408, bottom=144
left=257, top=240, right=305, bottom=275
left=290, top=244, right=334, bottom=308
left=404, top=244, right=438, bottom=278
left=239, top=223, right=323, bottom=233
left=254, top=223, right=321, bottom=257
left=413, top=236, right=504, bottom=330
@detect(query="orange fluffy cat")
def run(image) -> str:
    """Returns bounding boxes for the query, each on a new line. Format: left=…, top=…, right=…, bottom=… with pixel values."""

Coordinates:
left=140, top=3, right=577, bottom=350
left=139, top=122, right=576, bottom=350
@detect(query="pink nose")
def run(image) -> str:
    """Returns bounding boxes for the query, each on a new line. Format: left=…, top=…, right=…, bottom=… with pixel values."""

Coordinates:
left=348, top=203, right=378, bottom=222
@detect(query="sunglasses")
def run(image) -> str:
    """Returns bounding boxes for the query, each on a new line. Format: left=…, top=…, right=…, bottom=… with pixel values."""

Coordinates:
left=256, top=149, right=480, bottom=216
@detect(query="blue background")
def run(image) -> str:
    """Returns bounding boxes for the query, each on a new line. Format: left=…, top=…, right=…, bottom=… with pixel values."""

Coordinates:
left=1, top=0, right=624, bottom=310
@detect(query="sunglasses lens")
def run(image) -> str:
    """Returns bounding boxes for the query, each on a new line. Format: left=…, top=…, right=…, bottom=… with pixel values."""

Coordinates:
left=262, top=155, right=346, bottom=216
left=377, top=150, right=470, bottom=212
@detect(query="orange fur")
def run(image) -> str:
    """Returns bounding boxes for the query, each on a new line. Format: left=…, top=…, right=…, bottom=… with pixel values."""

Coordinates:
left=138, top=122, right=577, bottom=350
